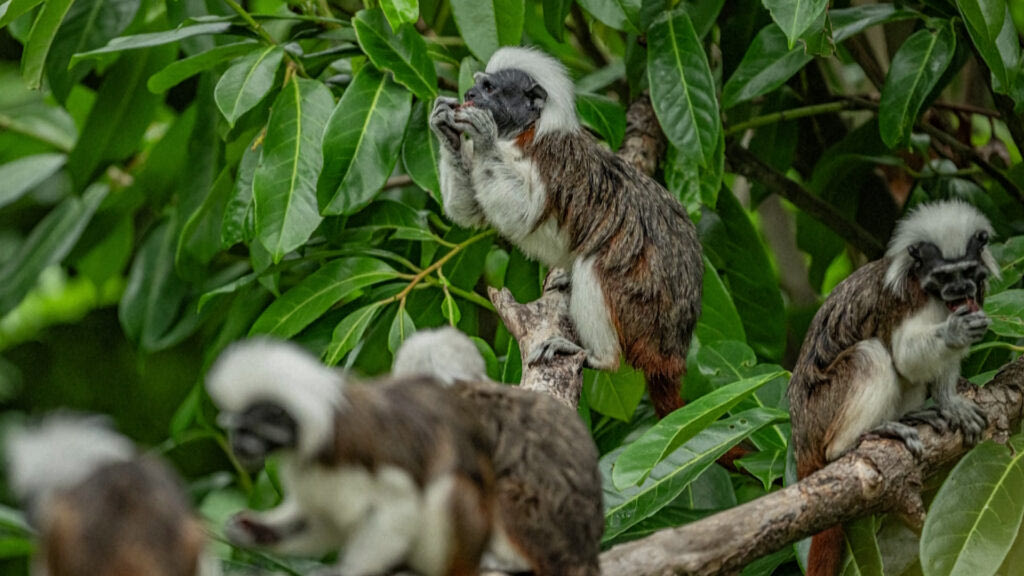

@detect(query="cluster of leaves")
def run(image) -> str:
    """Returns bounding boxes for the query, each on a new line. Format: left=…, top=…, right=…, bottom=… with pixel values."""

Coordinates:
left=0, top=0, right=1023, bottom=574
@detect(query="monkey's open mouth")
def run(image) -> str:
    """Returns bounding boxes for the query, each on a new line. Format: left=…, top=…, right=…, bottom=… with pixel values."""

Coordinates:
left=946, top=297, right=980, bottom=313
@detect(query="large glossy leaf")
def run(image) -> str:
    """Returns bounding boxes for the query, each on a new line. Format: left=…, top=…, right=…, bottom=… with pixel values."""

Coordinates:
left=324, top=302, right=388, bottom=366
left=577, top=0, right=641, bottom=33
left=879, top=24, right=956, bottom=149
left=0, top=153, right=65, bottom=210
left=214, top=45, right=284, bottom=127
left=612, top=370, right=783, bottom=488
left=842, top=516, right=884, bottom=576
left=921, top=437, right=1024, bottom=576
left=317, top=66, right=412, bottom=216
left=602, top=407, right=787, bottom=543
left=44, top=0, right=138, bottom=102
left=380, top=0, right=418, bottom=30
left=0, top=184, right=105, bottom=315
left=956, top=0, right=1020, bottom=98
left=664, top=131, right=723, bottom=215
left=449, top=0, right=524, bottom=61
left=576, top=93, right=626, bottom=150
left=354, top=9, right=437, bottom=103
left=543, top=0, right=572, bottom=40
left=148, top=41, right=259, bottom=93
left=0, top=0, right=44, bottom=28
left=177, top=166, right=234, bottom=270
left=222, top=132, right=261, bottom=248
left=647, top=10, right=719, bottom=168
left=67, top=45, right=176, bottom=189
left=762, top=0, right=828, bottom=49
left=983, top=289, right=1024, bottom=338
left=695, top=258, right=746, bottom=345
left=69, top=21, right=236, bottom=64
left=253, top=77, right=334, bottom=262
left=20, top=0, right=74, bottom=89
left=250, top=258, right=399, bottom=338
left=401, top=101, right=441, bottom=203
left=699, top=189, right=786, bottom=361
left=584, top=364, right=647, bottom=422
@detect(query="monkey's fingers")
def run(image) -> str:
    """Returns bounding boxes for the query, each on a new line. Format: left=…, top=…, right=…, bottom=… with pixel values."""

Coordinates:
left=940, top=400, right=988, bottom=446
left=526, top=337, right=585, bottom=367
left=864, top=421, right=925, bottom=459
left=432, top=96, right=459, bottom=112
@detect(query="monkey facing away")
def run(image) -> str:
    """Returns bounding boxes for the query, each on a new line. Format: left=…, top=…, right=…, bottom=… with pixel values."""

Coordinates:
left=393, top=327, right=604, bottom=576
left=206, top=338, right=495, bottom=576
left=788, top=200, right=997, bottom=576
left=429, top=47, right=703, bottom=417
left=5, top=415, right=216, bottom=576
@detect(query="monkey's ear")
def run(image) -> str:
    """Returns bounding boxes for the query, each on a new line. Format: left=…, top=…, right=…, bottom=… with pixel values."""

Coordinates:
left=473, top=71, right=488, bottom=83
left=526, top=82, right=547, bottom=109
left=908, top=241, right=941, bottom=263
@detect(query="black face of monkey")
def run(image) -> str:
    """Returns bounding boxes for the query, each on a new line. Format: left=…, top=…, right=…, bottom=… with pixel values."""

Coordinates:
left=220, top=402, right=298, bottom=470
left=465, top=68, right=547, bottom=137
left=909, top=231, right=990, bottom=309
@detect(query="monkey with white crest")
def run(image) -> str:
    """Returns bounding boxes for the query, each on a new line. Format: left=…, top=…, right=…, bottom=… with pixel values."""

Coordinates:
left=430, top=47, right=703, bottom=417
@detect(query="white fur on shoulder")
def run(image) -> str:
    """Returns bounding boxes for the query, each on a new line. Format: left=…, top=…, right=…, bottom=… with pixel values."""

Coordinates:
left=5, top=415, right=134, bottom=504
left=486, top=47, right=578, bottom=136
left=206, top=338, right=344, bottom=458
left=884, top=200, right=999, bottom=293
left=393, top=327, right=488, bottom=385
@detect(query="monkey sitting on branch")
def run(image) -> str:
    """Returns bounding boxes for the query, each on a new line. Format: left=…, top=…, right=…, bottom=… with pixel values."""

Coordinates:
left=393, top=326, right=604, bottom=576
left=429, top=46, right=703, bottom=418
left=5, top=415, right=216, bottom=576
left=788, top=200, right=998, bottom=576
left=206, top=338, right=495, bottom=576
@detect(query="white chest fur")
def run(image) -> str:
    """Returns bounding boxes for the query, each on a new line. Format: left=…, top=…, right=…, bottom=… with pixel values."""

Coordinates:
left=891, top=299, right=968, bottom=386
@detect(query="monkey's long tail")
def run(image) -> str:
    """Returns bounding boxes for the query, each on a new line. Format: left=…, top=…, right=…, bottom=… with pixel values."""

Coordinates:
left=646, top=371, right=684, bottom=418
left=807, top=524, right=844, bottom=576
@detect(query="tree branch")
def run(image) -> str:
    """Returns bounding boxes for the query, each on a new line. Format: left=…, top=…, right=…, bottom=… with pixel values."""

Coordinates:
left=726, top=143, right=886, bottom=258
left=619, top=96, right=665, bottom=177
left=599, top=358, right=1024, bottom=575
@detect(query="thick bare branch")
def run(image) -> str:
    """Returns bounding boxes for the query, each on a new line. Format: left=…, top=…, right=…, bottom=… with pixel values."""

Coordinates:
left=599, top=357, right=1024, bottom=575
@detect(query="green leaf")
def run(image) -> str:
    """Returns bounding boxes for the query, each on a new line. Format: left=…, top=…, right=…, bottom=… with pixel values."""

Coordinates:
left=576, top=93, right=626, bottom=150
left=441, top=290, right=461, bottom=325
left=317, top=66, right=412, bottom=216
left=0, top=184, right=106, bottom=315
left=603, top=407, right=787, bottom=543
left=214, top=45, right=284, bottom=128
left=45, top=0, right=139, bottom=102
left=735, top=449, right=786, bottom=491
left=0, top=0, right=44, bottom=28
left=380, top=0, right=419, bottom=30
left=612, top=371, right=782, bottom=488
left=543, top=0, right=573, bottom=40
left=250, top=258, right=399, bottom=338
left=253, top=77, right=334, bottom=262
left=388, top=306, right=416, bottom=353
left=983, top=289, right=1024, bottom=338
left=177, top=166, right=234, bottom=270
left=20, top=0, right=74, bottom=89
left=577, top=0, right=641, bottom=33
left=761, top=0, right=828, bottom=49
left=647, top=10, right=720, bottom=167
left=664, top=131, right=723, bottom=215
left=0, top=152, right=65, bottom=210
left=585, top=363, right=647, bottom=421
left=956, top=0, right=1021, bottom=98
left=69, top=21, right=236, bottom=65
left=449, top=0, right=525, bottom=61
left=694, top=258, right=746, bottom=346
left=722, top=24, right=811, bottom=109
left=344, top=199, right=434, bottom=241
left=842, top=516, right=884, bottom=576
left=148, top=41, right=259, bottom=93
left=324, top=302, right=387, bottom=366
left=921, top=438, right=1024, bottom=576
left=222, top=132, right=261, bottom=248
left=402, top=101, right=441, bottom=203
left=354, top=9, right=437, bottom=103
left=879, top=24, right=956, bottom=149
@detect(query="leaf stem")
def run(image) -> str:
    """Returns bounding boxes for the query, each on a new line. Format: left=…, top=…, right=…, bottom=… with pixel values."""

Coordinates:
left=970, top=340, right=1024, bottom=354
left=422, top=276, right=496, bottom=312
left=724, top=101, right=853, bottom=137
left=395, top=230, right=495, bottom=303
left=222, top=0, right=309, bottom=77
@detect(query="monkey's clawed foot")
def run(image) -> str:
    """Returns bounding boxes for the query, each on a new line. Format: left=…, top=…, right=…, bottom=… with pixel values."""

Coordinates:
left=453, top=106, right=498, bottom=149
left=429, top=97, right=462, bottom=153
left=906, top=399, right=988, bottom=446
left=864, top=421, right=924, bottom=459
left=942, top=307, right=991, bottom=349
left=544, top=268, right=571, bottom=292
left=527, top=337, right=585, bottom=366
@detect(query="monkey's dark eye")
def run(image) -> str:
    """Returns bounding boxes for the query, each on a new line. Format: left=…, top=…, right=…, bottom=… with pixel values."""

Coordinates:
left=974, top=230, right=989, bottom=245
left=482, top=79, right=494, bottom=93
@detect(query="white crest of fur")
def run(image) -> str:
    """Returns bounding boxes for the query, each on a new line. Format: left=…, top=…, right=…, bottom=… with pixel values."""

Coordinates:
left=206, top=338, right=344, bottom=458
left=4, top=415, right=134, bottom=506
left=884, top=200, right=1000, bottom=294
left=486, top=47, right=579, bottom=136
left=393, top=327, right=487, bottom=385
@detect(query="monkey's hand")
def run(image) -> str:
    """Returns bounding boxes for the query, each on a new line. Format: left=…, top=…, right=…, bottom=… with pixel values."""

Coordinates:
left=224, top=512, right=287, bottom=548
left=942, top=307, right=991, bottom=349
left=430, top=97, right=463, bottom=154
left=906, top=397, right=988, bottom=446
left=453, top=106, right=498, bottom=151
left=527, top=336, right=585, bottom=366
left=863, top=421, right=924, bottom=459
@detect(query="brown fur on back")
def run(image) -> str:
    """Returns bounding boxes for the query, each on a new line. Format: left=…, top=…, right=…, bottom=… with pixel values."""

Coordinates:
left=42, top=458, right=203, bottom=576
left=526, top=130, right=703, bottom=415
left=452, top=379, right=603, bottom=575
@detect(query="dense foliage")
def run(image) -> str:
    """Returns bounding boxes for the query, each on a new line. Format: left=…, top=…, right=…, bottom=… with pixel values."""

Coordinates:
left=1, top=0, right=1023, bottom=574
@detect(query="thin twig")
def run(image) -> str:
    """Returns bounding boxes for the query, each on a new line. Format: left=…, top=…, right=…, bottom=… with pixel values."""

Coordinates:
left=725, top=101, right=853, bottom=137
left=383, top=174, right=415, bottom=190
